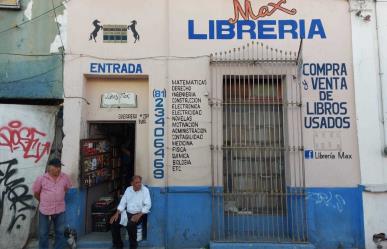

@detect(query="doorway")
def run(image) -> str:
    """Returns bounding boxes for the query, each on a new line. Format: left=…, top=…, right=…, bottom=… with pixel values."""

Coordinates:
left=81, top=122, right=136, bottom=234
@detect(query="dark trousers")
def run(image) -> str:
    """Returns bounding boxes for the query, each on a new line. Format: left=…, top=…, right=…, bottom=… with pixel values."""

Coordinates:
left=111, top=212, right=146, bottom=249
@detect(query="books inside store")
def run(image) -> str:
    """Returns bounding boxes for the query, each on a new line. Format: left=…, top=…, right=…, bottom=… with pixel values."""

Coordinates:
left=80, top=122, right=135, bottom=234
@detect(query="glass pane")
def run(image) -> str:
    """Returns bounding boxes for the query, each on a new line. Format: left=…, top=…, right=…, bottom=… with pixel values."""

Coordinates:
left=0, top=0, right=18, bottom=5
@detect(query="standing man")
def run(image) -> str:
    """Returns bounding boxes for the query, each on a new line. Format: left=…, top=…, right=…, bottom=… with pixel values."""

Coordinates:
left=110, top=175, right=151, bottom=249
left=33, top=158, right=72, bottom=249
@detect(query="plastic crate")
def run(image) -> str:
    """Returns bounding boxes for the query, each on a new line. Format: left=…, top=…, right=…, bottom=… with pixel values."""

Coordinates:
left=92, top=212, right=112, bottom=232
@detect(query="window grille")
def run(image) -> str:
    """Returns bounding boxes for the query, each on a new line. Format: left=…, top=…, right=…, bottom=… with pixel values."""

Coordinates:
left=210, top=42, right=307, bottom=242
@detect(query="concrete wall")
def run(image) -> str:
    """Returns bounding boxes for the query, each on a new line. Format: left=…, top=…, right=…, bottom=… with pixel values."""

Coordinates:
left=0, top=0, right=64, bottom=99
left=0, top=105, right=58, bottom=249
left=350, top=0, right=387, bottom=248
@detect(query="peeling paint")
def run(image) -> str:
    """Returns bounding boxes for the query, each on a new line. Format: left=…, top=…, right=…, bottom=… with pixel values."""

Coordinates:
left=24, top=1, right=33, bottom=21
left=50, top=3, right=67, bottom=53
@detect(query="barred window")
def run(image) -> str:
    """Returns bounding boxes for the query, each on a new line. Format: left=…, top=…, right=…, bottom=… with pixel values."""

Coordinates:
left=211, top=43, right=306, bottom=242
left=103, top=25, right=128, bottom=43
left=223, top=75, right=285, bottom=214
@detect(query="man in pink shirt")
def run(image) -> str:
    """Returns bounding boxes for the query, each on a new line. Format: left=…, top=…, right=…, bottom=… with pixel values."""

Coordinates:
left=33, top=158, right=72, bottom=249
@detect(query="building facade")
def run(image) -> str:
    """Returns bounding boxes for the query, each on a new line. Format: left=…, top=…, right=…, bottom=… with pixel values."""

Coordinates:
left=7, top=0, right=387, bottom=249
left=60, top=0, right=365, bottom=249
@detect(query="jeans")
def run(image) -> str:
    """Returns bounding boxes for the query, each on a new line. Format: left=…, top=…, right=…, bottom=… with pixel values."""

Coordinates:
left=39, top=211, right=66, bottom=249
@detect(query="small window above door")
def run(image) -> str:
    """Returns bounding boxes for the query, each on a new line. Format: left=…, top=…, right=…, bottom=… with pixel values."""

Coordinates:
left=0, top=0, right=20, bottom=9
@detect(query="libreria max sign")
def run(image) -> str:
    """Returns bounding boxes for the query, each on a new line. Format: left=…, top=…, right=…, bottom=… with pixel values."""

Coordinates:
left=188, top=0, right=327, bottom=40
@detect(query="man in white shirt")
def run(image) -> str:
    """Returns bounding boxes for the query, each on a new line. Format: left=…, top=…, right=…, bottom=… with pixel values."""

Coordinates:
left=110, top=175, right=151, bottom=249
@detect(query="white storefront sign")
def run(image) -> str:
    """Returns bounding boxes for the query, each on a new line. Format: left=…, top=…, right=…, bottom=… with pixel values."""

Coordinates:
left=101, top=92, right=137, bottom=108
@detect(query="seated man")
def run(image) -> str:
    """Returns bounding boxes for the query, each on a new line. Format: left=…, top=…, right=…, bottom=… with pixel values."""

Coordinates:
left=110, top=175, right=151, bottom=249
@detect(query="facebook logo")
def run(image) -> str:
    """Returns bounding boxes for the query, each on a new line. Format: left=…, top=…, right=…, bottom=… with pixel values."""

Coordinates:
left=304, top=150, right=314, bottom=159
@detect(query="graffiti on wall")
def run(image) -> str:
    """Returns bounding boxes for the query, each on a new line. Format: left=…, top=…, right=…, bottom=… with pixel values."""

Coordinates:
left=0, top=120, right=51, bottom=163
left=306, top=191, right=346, bottom=213
left=0, top=158, right=35, bottom=232
left=0, top=105, right=57, bottom=249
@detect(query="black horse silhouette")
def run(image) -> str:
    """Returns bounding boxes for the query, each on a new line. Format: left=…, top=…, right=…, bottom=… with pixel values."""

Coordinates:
left=128, top=20, right=140, bottom=43
left=89, top=19, right=103, bottom=42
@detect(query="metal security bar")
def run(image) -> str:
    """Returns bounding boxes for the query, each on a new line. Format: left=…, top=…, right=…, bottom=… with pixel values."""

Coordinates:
left=210, top=41, right=307, bottom=243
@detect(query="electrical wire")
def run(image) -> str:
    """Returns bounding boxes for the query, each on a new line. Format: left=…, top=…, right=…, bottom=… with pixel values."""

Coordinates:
left=63, top=96, right=90, bottom=105
left=0, top=66, right=61, bottom=84
left=0, top=53, right=210, bottom=85
left=71, top=53, right=210, bottom=61
left=0, top=53, right=82, bottom=85
left=0, top=46, right=212, bottom=60
left=0, top=52, right=61, bottom=57
left=0, top=51, right=210, bottom=60
left=0, top=55, right=210, bottom=83
left=0, top=1, right=66, bottom=36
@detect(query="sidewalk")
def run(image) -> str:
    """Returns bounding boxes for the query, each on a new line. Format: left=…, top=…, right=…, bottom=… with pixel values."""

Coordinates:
left=24, top=232, right=165, bottom=249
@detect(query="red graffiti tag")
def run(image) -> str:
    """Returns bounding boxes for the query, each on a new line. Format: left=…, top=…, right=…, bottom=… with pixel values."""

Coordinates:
left=0, top=121, right=51, bottom=163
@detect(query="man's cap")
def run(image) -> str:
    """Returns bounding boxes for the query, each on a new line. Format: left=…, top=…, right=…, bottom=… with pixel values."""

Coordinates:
left=48, top=158, right=64, bottom=167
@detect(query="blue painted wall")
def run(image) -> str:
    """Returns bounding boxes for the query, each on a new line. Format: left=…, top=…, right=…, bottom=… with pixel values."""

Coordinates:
left=164, top=187, right=212, bottom=249
left=0, top=0, right=64, bottom=100
left=144, top=187, right=166, bottom=247
left=307, top=187, right=365, bottom=249
left=65, top=188, right=87, bottom=235
left=0, top=56, right=63, bottom=99
left=65, top=186, right=365, bottom=249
